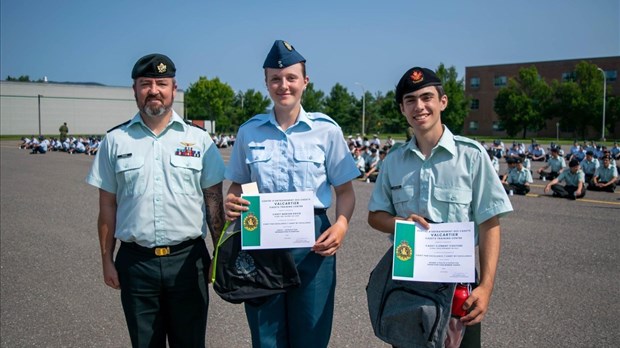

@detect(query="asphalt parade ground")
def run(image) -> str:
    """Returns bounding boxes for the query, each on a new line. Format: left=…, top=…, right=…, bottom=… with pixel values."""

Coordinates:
left=1, top=141, right=619, bottom=347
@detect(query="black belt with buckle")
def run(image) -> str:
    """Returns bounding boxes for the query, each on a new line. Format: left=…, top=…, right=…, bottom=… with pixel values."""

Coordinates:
left=121, top=238, right=201, bottom=257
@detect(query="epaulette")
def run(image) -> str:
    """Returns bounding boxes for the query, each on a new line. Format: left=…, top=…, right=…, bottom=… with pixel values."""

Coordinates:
left=107, top=120, right=131, bottom=133
left=307, top=112, right=338, bottom=126
left=454, top=135, right=485, bottom=152
left=185, top=120, right=207, bottom=132
left=240, top=113, right=269, bottom=128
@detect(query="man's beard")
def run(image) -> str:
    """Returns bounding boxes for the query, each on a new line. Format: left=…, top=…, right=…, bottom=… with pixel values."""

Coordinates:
left=142, top=98, right=171, bottom=118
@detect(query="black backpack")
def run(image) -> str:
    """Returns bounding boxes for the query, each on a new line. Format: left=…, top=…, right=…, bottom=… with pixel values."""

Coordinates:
left=211, top=219, right=301, bottom=305
left=366, top=246, right=456, bottom=348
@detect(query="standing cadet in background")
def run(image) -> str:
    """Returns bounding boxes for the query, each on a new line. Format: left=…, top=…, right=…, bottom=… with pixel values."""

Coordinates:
left=86, top=53, right=225, bottom=348
left=223, top=40, right=359, bottom=348
left=368, top=67, right=513, bottom=347
left=59, top=122, right=69, bottom=142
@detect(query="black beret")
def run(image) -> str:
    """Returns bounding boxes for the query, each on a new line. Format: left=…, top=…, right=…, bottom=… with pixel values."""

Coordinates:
left=550, top=147, right=559, bottom=152
left=132, top=53, right=176, bottom=79
left=395, top=67, right=442, bottom=103
left=569, top=159, right=580, bottom=167
left=263, top=40, right=306, bottom=69
left=586, top=150, right=594, bottom=156
left=514, top=158, right=522, bottom=163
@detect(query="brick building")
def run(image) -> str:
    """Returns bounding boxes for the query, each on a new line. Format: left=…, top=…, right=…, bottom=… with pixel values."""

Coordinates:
left=464, top=56, right=620, bottom=140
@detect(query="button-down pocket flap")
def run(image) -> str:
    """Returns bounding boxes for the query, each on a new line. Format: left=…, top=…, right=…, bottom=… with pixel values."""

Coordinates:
left=115, top=157, right=144, bottom=173
left=170, top=156, right=202, bottom=171
left=294, top=148, right=325, bottom=164
left=433, top=187, right=472, bottom=204
left=392, top=186, right=414, bottom=204
left=246, top=145, right=272, bottom=164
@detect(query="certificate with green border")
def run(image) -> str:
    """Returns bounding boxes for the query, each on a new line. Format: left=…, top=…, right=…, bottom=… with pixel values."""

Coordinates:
left=241, top=191, right=315, bottom=250
left=392, top=220, right=475, bottom=282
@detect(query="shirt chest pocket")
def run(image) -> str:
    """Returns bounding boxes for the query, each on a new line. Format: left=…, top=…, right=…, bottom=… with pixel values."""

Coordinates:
left=245, top=146, right=272, bottom=184
left=432, top=187, right=472, bottom=222
left=115, top=157, right=146, bottom=196
left=293, top=148, right=325, bottom=190
left=170, top=156, right=202, bottom=195
left=392, top=185, right=414, bottom=218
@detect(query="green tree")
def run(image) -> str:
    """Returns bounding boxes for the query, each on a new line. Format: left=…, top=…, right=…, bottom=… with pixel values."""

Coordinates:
left=6, top=75, right=31, bottom=82
left=435, top=63, right=469, bottom=134
left=324, top=83, right=358, bottom=134
left=230, top=89, right=271, bottom=130
left=185, top=76, right=235, bottom=132
left=373, top=90, right=406, bottom=134
left=301, top=82, right=325, bottom=113
left=494, top=66, right=552, bottom=138
left=548, top=61, right=607, bottom=139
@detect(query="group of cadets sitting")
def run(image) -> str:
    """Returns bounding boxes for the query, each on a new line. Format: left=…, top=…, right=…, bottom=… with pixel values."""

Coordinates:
left=347, top=134, right=394, bottom=183
left=211, top=133, right=236, bottom=148
left=19, top=135, right=101, bottom=156
left=483, top=139, right=619, bottom=199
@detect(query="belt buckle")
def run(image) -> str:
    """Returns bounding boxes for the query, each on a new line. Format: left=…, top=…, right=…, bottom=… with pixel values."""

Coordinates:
left=154, top=247, right=170, bottom=257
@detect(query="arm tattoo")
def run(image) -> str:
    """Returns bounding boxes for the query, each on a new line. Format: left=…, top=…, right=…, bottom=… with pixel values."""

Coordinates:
left=204, top=183, right=224, bottom=246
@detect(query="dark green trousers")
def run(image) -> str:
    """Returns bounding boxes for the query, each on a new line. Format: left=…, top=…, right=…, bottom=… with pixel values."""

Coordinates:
left=115, top=239, right=210, bottom=348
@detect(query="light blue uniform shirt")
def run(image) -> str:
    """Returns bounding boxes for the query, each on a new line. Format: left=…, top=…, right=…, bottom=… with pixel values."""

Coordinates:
left=594, top=164, right=618, bottom=182
left=580, top=158, right=599, bottom=175
left=225, top=107, right=359, bottom=208
left=369, top=127, right=513, bottom=243
left=547, top=156, right=566, bottom=172
left=556, top=169, right=585, bottom=186
left=86, top=111, right=225, bottom=247
left=507, top=167, right=533, bottom=185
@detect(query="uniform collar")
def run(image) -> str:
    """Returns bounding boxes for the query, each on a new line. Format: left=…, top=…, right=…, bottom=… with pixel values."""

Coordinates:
left=266, top=106, right=313, bottom=130
left=407, top=126, right=457, bottom=158
left=129, top=110, right=185, bottom=132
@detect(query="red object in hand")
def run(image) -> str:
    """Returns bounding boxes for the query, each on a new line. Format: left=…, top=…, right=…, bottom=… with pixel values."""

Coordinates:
left=451, top=284, right=470, bottom=317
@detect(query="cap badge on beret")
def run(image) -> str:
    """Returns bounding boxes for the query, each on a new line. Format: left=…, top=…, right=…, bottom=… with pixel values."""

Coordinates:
left=157, top=63, right=167, bottom=74
left=283, top=41, right=293, bottom=51
left=410, top=69, right=424, bottom=83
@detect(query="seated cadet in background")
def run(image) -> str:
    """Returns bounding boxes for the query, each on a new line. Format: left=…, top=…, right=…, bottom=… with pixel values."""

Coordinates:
left=505, top=143, right=520, bottom=160
left=580, top=150, right=599, bottom=184
left=19, top=136, right=31, bottom=149
left=611, top=141, right=620, bottom=160
left=30, top=135, right=49, bottom=154
left=353, top=147, right=366, bottom=178
left=502, top=157, right=532, bottom=195
left=519, top=153, right=531, bottom=174
left=501, top=157, right=517, bottom=184
left=362, top=150, right=386, bottom=183
left=544, top=159, right=586, bottom=200
left=537, top=147, right=565, bottom=180
left=529, top=143, right=546, bottom=161
left=567, top=140, right=582, bottom=160
left=588, top=156, right=618, bottom=192
left=488, top=149, right=500, bottom=177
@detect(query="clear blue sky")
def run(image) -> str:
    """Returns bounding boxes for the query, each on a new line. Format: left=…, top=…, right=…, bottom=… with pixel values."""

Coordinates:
left=1, top=0, right=618, bottom=97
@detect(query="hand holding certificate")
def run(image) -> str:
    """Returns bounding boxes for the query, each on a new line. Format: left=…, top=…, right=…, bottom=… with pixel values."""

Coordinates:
left=392, top=220, right=475, bottom=283
left=241, top=191, right=315, bottom=250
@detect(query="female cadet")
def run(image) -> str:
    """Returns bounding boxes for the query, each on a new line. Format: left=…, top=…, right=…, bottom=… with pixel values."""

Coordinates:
left=223, top=40, right=360, bottom=348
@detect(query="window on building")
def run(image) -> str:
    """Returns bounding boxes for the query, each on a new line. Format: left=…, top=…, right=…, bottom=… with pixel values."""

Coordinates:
left=470, top=77, right=480, bottom=88
left=605, top=70, right=617, bottom=82
left=492, top=121, right=505, bottom=131
left=470, top=99, right=479, bottom=109
left=562, top=71, right=576, bottom=82
left=469, top=121, right=479, bottom=131
left=494, top=76, right=507, bottom=87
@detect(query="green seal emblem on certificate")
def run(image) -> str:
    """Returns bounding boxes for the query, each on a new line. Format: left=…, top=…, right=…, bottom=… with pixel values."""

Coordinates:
left=243, top=213, right=259, bottom=231
left=396, top=240, right=412, bottom=261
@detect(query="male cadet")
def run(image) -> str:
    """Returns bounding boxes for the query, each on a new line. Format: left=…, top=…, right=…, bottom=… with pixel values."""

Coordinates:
left=544, top=159, right=586, bottom=200
left=502, top=157, right=532, bottom=195
left=537, top=147, right=565, bottom=180
left=368, top=67, right=513, bottom=347
left=86, top=53, right=225, bottom=347
left=588, top=156, right=618, bottom=192
left=580, top=150, right=599, bottom=184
